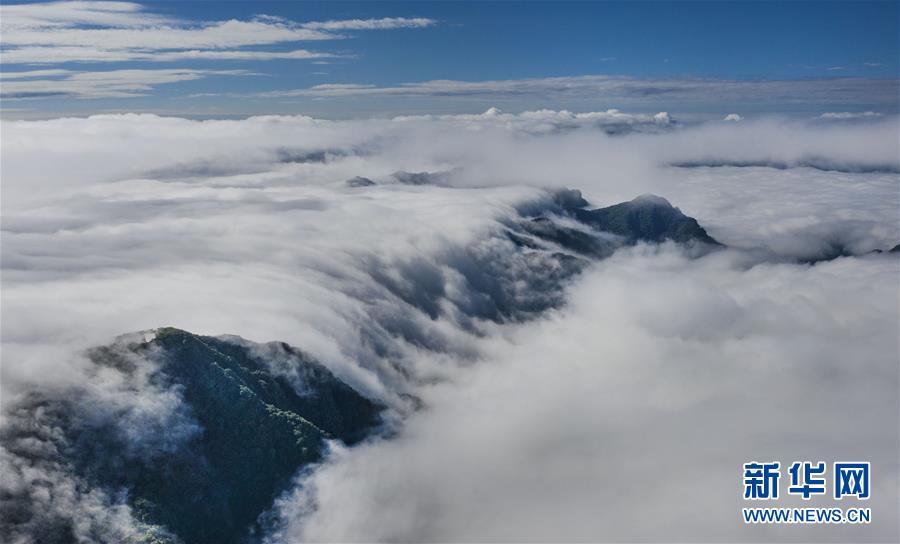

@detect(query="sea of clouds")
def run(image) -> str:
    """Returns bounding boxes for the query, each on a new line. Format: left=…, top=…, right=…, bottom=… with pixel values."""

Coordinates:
left=1, top=110, right=898, bottom=542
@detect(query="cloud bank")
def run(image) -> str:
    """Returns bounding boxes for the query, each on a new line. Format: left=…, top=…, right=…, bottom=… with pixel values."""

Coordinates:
left=1, top=111, right=897, bottom=542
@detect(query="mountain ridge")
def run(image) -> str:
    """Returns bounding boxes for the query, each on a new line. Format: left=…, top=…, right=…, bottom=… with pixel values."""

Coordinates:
left=2, top=328, right=383, bottom=544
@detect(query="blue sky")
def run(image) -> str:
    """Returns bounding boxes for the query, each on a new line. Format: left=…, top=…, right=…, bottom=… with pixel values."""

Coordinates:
left=1, top=1, right=897, bottom=118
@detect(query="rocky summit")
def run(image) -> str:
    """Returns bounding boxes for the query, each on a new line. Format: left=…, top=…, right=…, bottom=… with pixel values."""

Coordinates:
left=573, top=194, right=722, bottom=246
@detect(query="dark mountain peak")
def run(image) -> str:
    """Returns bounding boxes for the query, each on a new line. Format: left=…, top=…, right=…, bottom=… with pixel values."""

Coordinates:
left=346, top=176, right=375, bottom=187
left=573, top=193, right=721, bottom=246
left=510, top=191, right=721, bottom=260
left=392, top=169, right=455, bottom=186
left=551, top=188, right=590, bottom=211
left=136, top=328, right=382, bottom=445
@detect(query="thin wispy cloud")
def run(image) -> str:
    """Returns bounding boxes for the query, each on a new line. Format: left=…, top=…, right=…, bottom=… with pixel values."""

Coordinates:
left=819, top=111, right=884, bottom=120
left=0, top=1, right=175, bottom=29
left=302, top=17, right=436, bottom=31
left=0, top=1, right=435, bottom=104
left=1, top=46, right=340, bottom=64
left=1, top=68, right=253, bottom=99
left=257, top=75, right=900, bottom=109
left=0, top=1, right=435, bottom=65
left=0, top=68, right=73, bottom=79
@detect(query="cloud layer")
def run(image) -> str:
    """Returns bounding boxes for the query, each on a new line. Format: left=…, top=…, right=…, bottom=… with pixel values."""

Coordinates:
left=1, top=111, right=897, bottom=542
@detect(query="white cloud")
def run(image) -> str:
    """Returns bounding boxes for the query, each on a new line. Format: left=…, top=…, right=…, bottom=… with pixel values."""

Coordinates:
left=723, top=113, right=743, bottom=121
left=153, top=49, right=336, bottom=62
left=2, top=19, right=335, bottom=49
left=302, top=17, right=436, bottom=31
left=819, top=111, right=884, bottom=120
left=0, top=68, right=73, bottom=79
